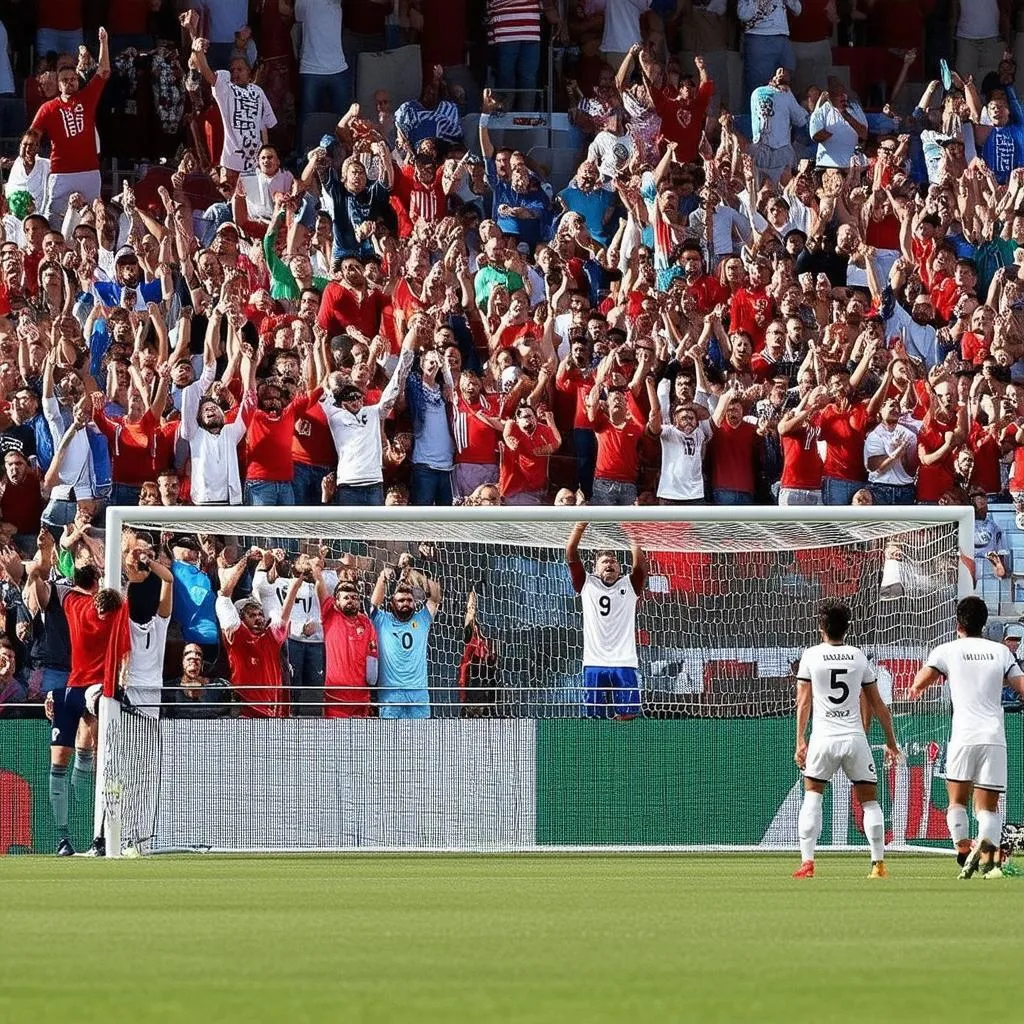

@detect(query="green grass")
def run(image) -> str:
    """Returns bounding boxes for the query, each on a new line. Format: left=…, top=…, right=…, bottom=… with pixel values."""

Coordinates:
left=2, top=854, right=1021, bottom=1023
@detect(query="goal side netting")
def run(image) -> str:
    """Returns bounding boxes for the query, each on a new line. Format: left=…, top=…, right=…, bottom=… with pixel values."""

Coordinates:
left=96, top=507, right=973, bottom=855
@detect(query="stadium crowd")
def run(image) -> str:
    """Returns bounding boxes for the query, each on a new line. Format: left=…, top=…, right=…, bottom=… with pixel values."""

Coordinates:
left=0, top=0, right=1023, bottom=720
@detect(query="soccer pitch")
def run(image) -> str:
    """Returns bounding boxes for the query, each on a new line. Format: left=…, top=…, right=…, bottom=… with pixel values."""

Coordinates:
left=3, top=854, right=1021, bottom=1024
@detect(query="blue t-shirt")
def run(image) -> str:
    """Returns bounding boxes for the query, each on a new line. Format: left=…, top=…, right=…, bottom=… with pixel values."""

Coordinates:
left=558, top=184, right=616, bottom=247
left=370, top=605, right=433, bottom=690
left=170, top=559, right=219, bottom=645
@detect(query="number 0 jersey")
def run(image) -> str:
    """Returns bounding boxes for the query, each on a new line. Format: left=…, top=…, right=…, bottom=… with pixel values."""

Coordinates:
left=796, top=643, right=876, bottom=739
left=581, top=574, right=639, bottom=669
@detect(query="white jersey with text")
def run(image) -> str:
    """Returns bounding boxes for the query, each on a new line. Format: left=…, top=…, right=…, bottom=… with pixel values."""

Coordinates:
left=797, top=642, right=876, bottom=739
left=925, top=637, right=1022, bottom=747
left=124, top=613, right=170, bottom=720
left=580, top=574, right=639, bottom=669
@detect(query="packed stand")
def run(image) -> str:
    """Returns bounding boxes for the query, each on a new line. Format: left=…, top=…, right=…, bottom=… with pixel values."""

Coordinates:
left=2, top=1, right=1024, bottom=717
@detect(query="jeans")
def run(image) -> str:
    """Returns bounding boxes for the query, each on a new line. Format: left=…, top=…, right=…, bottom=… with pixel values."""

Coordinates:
left=288, top=639, right=325, bottom=718
left=591, top=477, right=637, bottom=506
left=292, top=463, right=330, bottom=505
left=493, top=41, right=541, bottom=101
left=410, top=464, right=453, bottom=506
left=712, top=488, right=754, bottom=505
left=335, top=482, right=384, bottom=506
left=36, top=28, right=84, bottom=58
left=110, top=482, right=142, bottom=507
left=821, top=476, right=864, bottom=506
left=297, top=71, right=353, bottom=152
left=573, top=428, right=597, bottom=500
left=743, top=33, right=795, bottom=108
left=244, top=480, right=296, bottom=506
left=869, top=482, right=916, bottom=506
left=41, top=497, right=80, bottom=538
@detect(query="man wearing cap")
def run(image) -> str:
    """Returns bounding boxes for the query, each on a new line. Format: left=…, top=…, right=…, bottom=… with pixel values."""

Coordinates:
left=94, top=246, right=165, bottom=312
left=31, top=28, right=110, bottom=227
left=321, top=325, right=417, bottom=505
left=216, top=547, right=303, bottom=718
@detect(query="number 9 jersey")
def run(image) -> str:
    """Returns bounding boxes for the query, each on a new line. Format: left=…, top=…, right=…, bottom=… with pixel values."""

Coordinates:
left=797, top=643, right=877, bottom=739
left=581, top=575, right=639, bottom=669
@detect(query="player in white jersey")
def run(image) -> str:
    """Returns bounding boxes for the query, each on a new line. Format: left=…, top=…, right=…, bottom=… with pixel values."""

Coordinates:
left=122, top=552, right=173, bottom=719
left=911, top=596, right=1024, bottom=879
left=565, top=521, right=648, bottom=718
left=793, top=600, right=901, bottom=879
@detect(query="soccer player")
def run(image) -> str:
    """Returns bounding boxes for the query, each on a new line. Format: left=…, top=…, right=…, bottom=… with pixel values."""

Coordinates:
left=565, top=521, right=648, bottom=719
left=793, top=600, right=901, bottom=879
left=46, top=562, right=124, bottom=855
left=910, top=596, right=1024, bottom=879
left=369, top=564, right=441, bottom=719
left=120, top=547, right=174, bottom=720
left=317, top=573, right=378, bottom=718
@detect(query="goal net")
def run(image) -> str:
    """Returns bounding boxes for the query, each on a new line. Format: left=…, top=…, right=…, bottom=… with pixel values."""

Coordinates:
left=96, top=506, right=973, bottom=855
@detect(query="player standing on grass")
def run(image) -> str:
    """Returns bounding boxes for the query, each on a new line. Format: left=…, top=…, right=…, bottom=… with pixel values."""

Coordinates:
left=793, top=600, right=901, bottom=879
left=369, top=565, right=441, bottom=719
left=565, top=522, right=648, bottom=719
left=910, top=596, right=1024, bottom=879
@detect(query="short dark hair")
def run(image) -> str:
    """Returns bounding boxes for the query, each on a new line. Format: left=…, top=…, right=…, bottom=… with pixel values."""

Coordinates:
left=393, top=584, right=415, bottom=597
left=955, top=595, right=988, bottom=637
left=818, top=599, right=852, bottom=641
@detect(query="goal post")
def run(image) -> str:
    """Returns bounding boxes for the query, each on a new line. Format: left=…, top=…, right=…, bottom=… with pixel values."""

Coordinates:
left=97, top=504, right=975, bottom=856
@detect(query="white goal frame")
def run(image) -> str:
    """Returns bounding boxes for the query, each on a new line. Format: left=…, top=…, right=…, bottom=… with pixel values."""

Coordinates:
left=96, top=504, right=975, bottom=858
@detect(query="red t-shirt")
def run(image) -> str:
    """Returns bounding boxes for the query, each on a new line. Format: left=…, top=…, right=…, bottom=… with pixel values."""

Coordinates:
left=916, top=420, right=957, bottom=501
left=345, top=0, right=390, bottom=34
left=788, top=0, right=832, bottom=41
left=317, top=282, right=387, bottom=340
left=225, top=621, right=289, bottom=718
left=107, top=0, right=150, bottom=34
left=94, top=408, right=157, bottom=485
left=555, top=366, right=595, bottom=430
left=969, top=422, right=1001, bottom=495
left=652, top=82, right=714, bottom=162
left=780, top=422, right=824, bottom=490
left=64, top=591, right=109, bottom=688
left=930, top=276, right=962, bottom=324
left=710, top=419, right=758, bottom=494
left=293, top=387, right=336, bottom=468
left=0, top=471, right=43, bottom=533
left=592, top=410, right=645, bottom=483
left=245, top=393, right=322, bottom=481
left=392, top=164, right=448, bottom=226
left=419, top=0, right=468, bottom=69
left=960, top=331, right=990, bottom=366
left=684, top=273, right=728, bottom=315
left=1003, top=423, right=1024, bottom=493
left=321, top=599, right=377, bottom=717
left=729, top=288, right=774, bottom=350
left=499, top=423, right=557, bottom=496
left=453, top=393, right=501, bottom=465
left=31, top=73, right=106, bottom=174
left=818, top=401, right=871, bottom=482
left=39, top=0, right=83, bottom=30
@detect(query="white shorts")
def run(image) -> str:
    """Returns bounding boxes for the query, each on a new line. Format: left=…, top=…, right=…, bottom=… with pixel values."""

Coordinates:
left=945, top=743, right=1007, bottom=792
left=805, top=734, right=877, bottom=785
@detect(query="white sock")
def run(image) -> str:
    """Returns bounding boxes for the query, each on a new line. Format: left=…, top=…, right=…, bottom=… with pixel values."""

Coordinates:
left=798, top=790, right=823, bottom=863
left=946, top=804, right=969, bottom=847
left=976, top=808, right=1003, bottom=849
left=862, top=800, right=885, bottom=862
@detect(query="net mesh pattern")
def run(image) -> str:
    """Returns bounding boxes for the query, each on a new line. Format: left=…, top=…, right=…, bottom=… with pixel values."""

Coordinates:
left=103, top=516, right=963, bottom=853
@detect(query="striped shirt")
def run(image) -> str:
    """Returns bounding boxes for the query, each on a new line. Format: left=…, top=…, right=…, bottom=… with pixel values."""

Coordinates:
left=452, top=393, right=501, bottom=465
left=487, top=0, right=542, bottom=44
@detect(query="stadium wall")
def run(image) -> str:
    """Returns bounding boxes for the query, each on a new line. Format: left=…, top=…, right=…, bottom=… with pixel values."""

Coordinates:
left=3, top=718, right=1022, bottom=853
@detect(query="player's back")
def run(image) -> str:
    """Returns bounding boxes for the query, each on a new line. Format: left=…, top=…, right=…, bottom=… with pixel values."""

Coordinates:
left=926, top=637, right=1017, bottom=746
left=580, top=574, right=638, bottom=669
left=797, top=642, right=874, bottom=738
